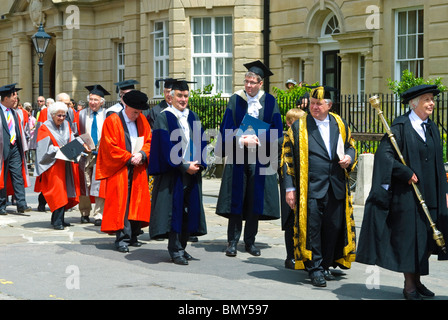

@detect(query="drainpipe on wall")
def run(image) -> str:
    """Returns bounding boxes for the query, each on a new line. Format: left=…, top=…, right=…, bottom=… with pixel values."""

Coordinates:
left=262, top=0, right=270, bottom=93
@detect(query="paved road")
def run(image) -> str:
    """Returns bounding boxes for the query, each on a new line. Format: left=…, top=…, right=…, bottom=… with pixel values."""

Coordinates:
left=0, top=177, right=447, bottom=303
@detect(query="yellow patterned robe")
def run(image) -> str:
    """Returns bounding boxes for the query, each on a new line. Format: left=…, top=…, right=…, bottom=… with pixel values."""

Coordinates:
left=281, top=112, right=357, bottom=270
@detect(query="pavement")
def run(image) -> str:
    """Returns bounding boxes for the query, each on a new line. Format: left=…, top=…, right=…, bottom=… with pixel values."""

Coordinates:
left=0, top=176, right=448, bottom=303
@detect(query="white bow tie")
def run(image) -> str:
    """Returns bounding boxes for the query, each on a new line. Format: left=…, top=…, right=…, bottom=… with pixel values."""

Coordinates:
left=316, top=119, right=329, bottom=126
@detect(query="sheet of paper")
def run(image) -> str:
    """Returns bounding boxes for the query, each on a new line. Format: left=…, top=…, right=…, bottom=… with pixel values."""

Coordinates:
left=79, top=133, right=95, bottom=150
left=131, top=136, right=144, bottom=153
left=337, top=134, right=345, bottom=161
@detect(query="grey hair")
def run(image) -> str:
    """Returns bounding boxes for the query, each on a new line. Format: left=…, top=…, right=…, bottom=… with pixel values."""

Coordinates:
left=48, top=101, right=68, bottom=116
left=409, top=96, right=421, bottom=110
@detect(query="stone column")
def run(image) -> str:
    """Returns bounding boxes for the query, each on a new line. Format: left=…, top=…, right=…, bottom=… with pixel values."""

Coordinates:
left=17, top=35, right=33, bottom=103
left=54, top=30, right=63, bottom=95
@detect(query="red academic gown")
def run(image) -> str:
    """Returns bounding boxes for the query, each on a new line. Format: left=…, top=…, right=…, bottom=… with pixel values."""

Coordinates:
left=96, top=112, right=152, bottom=233
left=34, top=123, right=81, bottom=212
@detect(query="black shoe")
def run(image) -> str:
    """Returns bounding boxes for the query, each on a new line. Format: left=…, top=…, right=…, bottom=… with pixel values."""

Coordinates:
left=323, top=269, right=336, bottom=281
left=285, top=258, right=295, bottom=270
left=184, top=251, right=193, bottom=260
left=416, top=284, right=435, bottom=297
left=17, top=206, right=32, bottom=213
left=172, top=256, right=188, bottom=265
left=80, top=216, right=90, bottom=224
left=117, top=245, right=129, bottom=253
left=54, top=225, right=64, bottom=230
left=403, top=289, right=423, bottom=300
left=245, top=244, right=261, bottom=256
left=188, top=236, right=198, bottom=242
left=94, top=219, right=102, bottom=226
left=130, top=241, right=143, bottom=247
left=63, top=222, right=72, bottom=227
left=225, top=242, right=237, bottom=257
left=37, top=205, right=46, bottom=212
left=310, top=273, right=327, bottom=287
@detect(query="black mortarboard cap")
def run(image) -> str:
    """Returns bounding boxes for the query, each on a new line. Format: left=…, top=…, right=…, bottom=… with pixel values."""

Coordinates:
left=114, top=79, right=139, bottom=93
left=122, top=90, right=149, bottom=110
left=243, top=60, right=273, bottom=78
left=306, top=85, right=338, bottom=100
left=155, top=78, right=179, bottom=89
left=85, top=84, right=111, bottom=98
left=401, top=84, right=440, bottom=104
left=171, top=80, right=196, bottom=92
left=0, top=83, right=22, bottom=96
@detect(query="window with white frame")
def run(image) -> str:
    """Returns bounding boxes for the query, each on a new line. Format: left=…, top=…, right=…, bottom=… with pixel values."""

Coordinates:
left=117, top=42, right=125, bottom=86
left=395, top=8, right=424, bottom=79
left=192, top=16, right=233, bottom=95
left=359, top=55, right=366, bottom=97
left=154, top=21, right=169, bottom=97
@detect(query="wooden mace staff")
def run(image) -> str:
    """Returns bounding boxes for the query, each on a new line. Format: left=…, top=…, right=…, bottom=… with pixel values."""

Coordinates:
left=369, top=95, right=447, bottom=254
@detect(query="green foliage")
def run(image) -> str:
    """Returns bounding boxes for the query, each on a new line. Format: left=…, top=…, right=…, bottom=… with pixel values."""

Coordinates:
left=188, top=84, right=225, bottom=131
left=272, top=83, right=318, bottom=128
left=387, top=69, right=446, bottom=96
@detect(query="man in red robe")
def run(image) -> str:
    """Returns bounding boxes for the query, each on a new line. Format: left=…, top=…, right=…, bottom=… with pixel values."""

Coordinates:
left=96, top=90, right=152, bottom=253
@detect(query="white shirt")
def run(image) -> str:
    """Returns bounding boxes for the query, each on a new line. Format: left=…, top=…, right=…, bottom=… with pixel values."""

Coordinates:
left=86, top=108, right=105, bottom=142
left=121, top=109, right=138, bottom=139
left=246, top=91, right=263, bottom=119
left=314, top=115, right=332, bottom=159
left=409, top=110, right=428, bottom=142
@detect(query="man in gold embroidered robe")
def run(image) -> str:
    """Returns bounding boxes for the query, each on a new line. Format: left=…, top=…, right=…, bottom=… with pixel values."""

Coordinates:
left=281, top=86, right=357, bottom=287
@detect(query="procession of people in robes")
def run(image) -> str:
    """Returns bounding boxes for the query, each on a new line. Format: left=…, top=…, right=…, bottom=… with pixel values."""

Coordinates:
left=1, top=58, right=447, bottom=299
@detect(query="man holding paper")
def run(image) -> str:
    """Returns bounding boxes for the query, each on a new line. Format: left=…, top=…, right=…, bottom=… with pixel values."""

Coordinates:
left=96, top=90, right=152, bottom=253
left=76, top=85, right=110, bottom=226
left=281, top=86, right=357, bottom=287
left=215, top=60, right=283, bottom=257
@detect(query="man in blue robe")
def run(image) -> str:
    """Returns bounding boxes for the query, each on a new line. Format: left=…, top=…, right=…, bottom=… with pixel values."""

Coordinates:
left=215, top=60, right=283, bottom=257
left=148, top=80, right=207, bottom=265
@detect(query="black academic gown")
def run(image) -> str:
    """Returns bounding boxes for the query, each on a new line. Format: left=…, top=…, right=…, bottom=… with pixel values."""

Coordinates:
left=147, top=108, right=207, bottom=239
left=356, top=112, right=448, bottom=275
left=215, top=90, right=283, bottom=220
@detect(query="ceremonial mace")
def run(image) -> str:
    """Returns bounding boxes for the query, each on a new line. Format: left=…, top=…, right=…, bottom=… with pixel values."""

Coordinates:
left=369, top=95, right=447, bottom=254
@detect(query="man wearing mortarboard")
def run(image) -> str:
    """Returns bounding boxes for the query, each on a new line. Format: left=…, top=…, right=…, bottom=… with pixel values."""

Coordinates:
left=146, top=78, right=177, bottom=129
left=148, top=80, right=207, bottom=265
left=106, top=79, right=140, bottom=118
left=281, top=85, right=357, bottom=287
left=76, top=84, right=110, bottom=226
left=96, top=90, right=152, bottom=253
left=0, top=83, right=31, bottom=215
left=215, top=60, right=283, bottom=258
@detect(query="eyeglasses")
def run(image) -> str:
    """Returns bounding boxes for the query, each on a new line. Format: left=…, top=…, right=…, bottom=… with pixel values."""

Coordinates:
left=37, top=100, right=45, bottom=103
left=244, top=80, right=261, bottom=86
left=55, top=114, right=66, bottom=118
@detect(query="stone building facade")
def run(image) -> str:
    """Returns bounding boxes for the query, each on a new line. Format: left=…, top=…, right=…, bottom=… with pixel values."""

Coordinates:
left=0, top=0, right=446, bottom=104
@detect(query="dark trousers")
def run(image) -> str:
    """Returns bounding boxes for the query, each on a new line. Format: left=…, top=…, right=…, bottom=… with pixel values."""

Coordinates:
left=305, top=185, right=345, bottom=276
left=115, top=167, right=141, bottom=248
left=0, top=144, right=27, bottom=210
left=284, top=211, right=295, bottom=260
left=51, top=207, right=65, bottom=227
left=168, top=178, right=194, bottom=259
left=226, top=163, right=259, bottom=246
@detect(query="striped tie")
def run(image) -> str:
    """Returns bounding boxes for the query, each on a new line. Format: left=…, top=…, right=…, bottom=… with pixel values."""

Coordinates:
left=6, top=108, right=15, bottom=145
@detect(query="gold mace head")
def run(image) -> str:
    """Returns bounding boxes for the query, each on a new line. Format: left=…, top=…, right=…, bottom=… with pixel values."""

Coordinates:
left=369, top=95, right=381, bottom=110
left=433, top=229, right=447, bottom=253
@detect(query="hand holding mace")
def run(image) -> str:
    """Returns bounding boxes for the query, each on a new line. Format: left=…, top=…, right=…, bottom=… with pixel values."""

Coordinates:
left=369, top=95, right=447, bottom=254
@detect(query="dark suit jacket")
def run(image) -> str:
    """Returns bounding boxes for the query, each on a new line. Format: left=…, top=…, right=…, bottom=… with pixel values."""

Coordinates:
left=0, top=106, right=24, bottom=161
left=284, top=113, right=356, bottom=200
